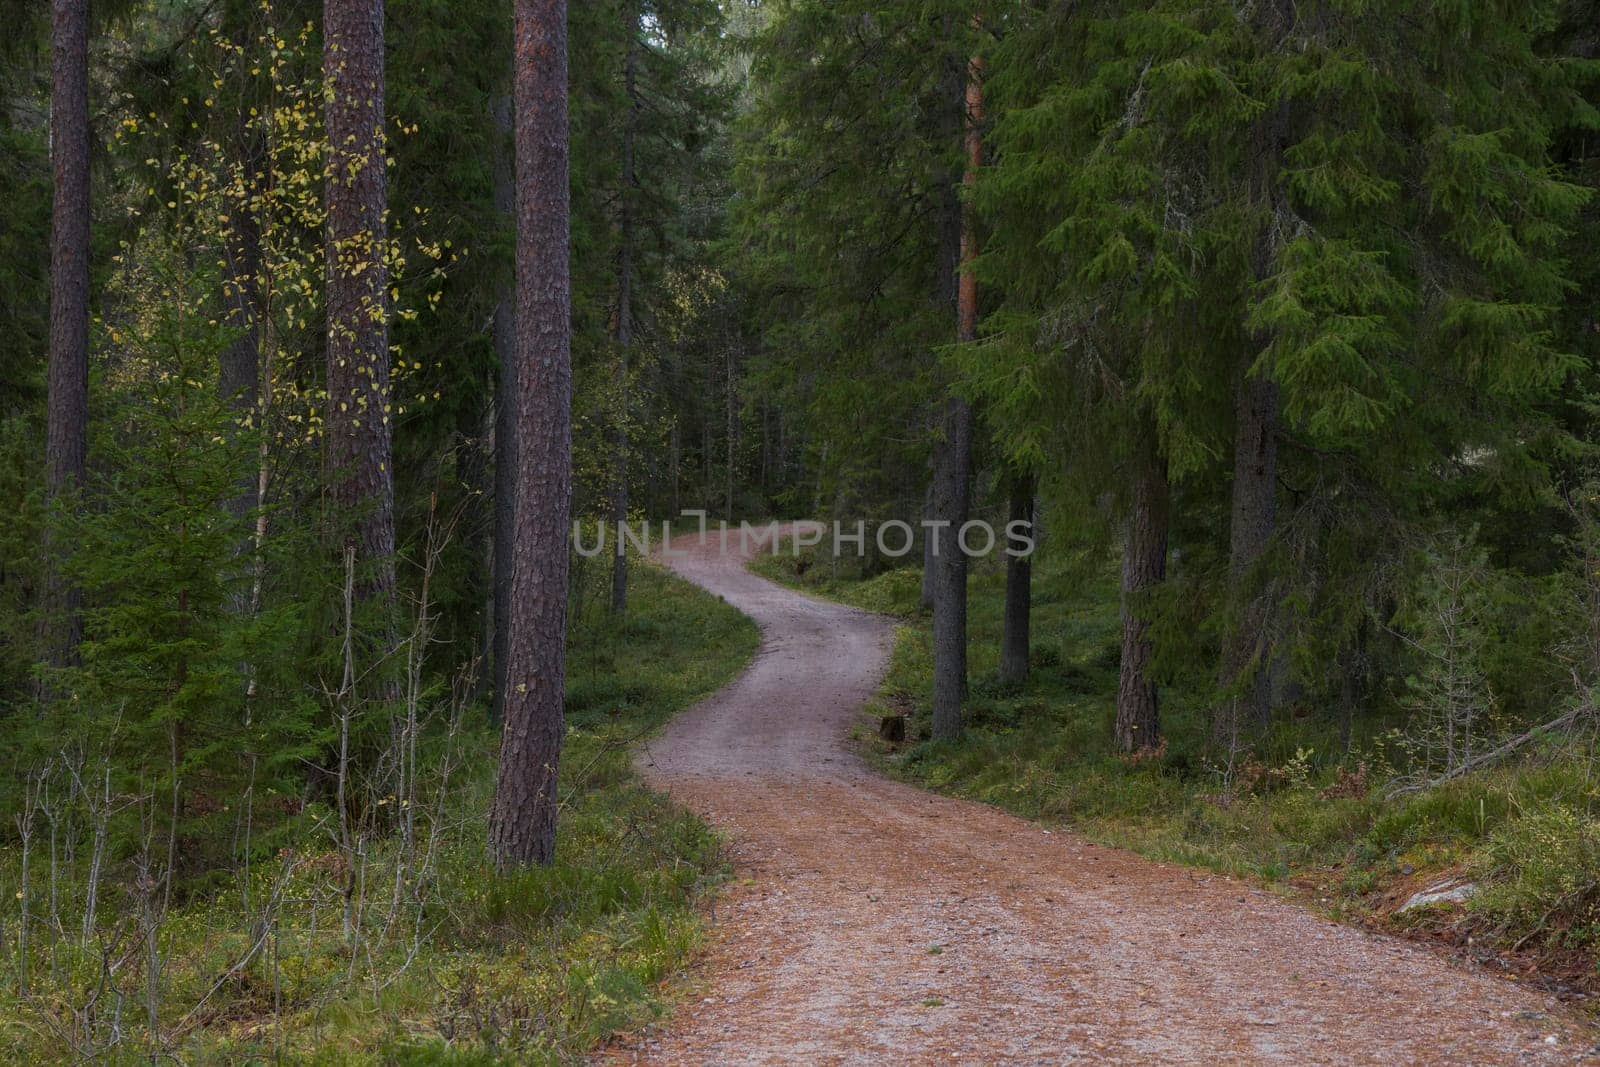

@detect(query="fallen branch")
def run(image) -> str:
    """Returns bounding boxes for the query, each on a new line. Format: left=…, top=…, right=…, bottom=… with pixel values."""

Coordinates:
left=1387, top=705, right=1591, bottom=799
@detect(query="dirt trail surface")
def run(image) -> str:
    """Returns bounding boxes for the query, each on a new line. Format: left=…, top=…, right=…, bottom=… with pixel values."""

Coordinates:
left=609, top=524, right=1593, bottom=1065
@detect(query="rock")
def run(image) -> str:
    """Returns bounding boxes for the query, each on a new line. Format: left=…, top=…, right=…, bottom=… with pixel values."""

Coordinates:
left=879, top=714, right=907, bottom=743
left=1399, top=879, right=1477, bottom=913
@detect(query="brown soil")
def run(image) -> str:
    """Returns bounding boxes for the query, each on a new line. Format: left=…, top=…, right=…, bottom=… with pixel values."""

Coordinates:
left=606, top=525, right=1597, bottom=1065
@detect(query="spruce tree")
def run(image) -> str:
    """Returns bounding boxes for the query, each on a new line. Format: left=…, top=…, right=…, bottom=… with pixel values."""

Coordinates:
left=969, top=0, right=1587, bottom=752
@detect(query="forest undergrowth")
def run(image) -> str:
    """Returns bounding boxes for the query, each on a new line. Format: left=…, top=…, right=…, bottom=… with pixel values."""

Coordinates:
left=0, top=560, right=757, bottom=1064
left=755, top=545, right=1600, bottom=1000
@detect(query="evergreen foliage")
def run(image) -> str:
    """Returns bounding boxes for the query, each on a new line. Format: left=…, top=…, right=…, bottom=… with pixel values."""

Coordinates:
left=7, top=0, right=1600, bottom=1051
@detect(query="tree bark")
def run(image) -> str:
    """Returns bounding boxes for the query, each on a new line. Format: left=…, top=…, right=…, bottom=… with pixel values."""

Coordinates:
left=610, top=6, right=638, bottom=616
left=1116, top=435, right=1169, bottom=753
left=1216, top=369, right=1279, bottom=746
left=490, top=0, right=572, bottom=871
left=219, top=0, right=263, bottom=426
left=1216, top=0, right=1293, bottom=748
left=725, top=343, right=737, bottom=523
left=220, top=10, right=265, bottom=610
left=323, top=0, right=396, bottom=621
left=219, top=147, right=261, bottom=417
left=929, top=40, right=981, bottom=742
left=41, top=0, right=91, bottom=683
left=999, top=470, right=1034, bottom=687
left=491, top=80, right=515, bottom=725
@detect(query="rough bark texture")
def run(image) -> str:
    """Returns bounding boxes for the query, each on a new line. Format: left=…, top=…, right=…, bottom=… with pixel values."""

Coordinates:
left=609, top=8, right=637, bottom=615
left=928, top=44, right=978, bottom=743
left=42, top=0, right=91, bottom=679
left=323, top=0, right=396, bottom=615
left=491, top=83, right=515, bottom=726
left=1116, top=437, right=1170, bottom=753
left=1216, top=0, right=1293, bottom=749
left=999, top=471, right=1034, bottom=687
left=1216, top=369, right=1279, bottom=744
left=919, top=478, right=936, bottom=610
left=489, top=0, right=572, bottom=870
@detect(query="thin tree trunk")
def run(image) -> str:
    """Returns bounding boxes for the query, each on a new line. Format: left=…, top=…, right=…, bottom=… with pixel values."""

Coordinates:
left=220, top=173, right=261, bottom=550
left=929, top=37, right=981, bottom=742
left=1337, top=618, right=1368, bottom=755
left=475, top=379, right=496, bottom=708
left=323, top=0, right=396, bottom=627
left=491, top=80, right=515, bottom=724
left=1116, top=436, right=1169, bottom=753
left=760, top=399, right=770, bottom=497
left=702, top=420, right=712, bottom=500
left=999, top=470, right=1034, bottom=687
left=920, top=477, right=936, bottom=610
left=219, top=144, right=262, bottom=420
left=1216, top=369, right=1279, bottom=745
left=220, top=30, right=265, bottom=642
left=489, top=0, right=571, bottom=870
left=610, top=7, right=638, bottom=615
left=41, top=0, right=91, bottom=685
left=669, top=422, right=680, bottom=515
left=219, top=0, right=263, bottom=432
left=929, top=394, right=971, bottom=744
left=725, top=344, right=736, bottom=523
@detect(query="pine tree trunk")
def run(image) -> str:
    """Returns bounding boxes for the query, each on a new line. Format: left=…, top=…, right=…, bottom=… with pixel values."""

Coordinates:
left=999, top=470, right=1034, bottom=687
left=929, top=41, right=981, bottom=742
left=486, top=81, right=512, bottom=726
left=41, top=0, right=91, bottom=682
left=491, top=81, right=515, bottom=726
left=323, top=0, right=396, bottom=620
left=490, top=0, right=572, bottom=871
left=1116, top=436, right=1169, bottom=753
left=610, top=8, right=638, bottom=616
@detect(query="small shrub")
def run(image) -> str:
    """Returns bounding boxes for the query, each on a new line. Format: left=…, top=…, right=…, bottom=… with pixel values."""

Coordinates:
left=1474, top=804, right=1600, bottom=947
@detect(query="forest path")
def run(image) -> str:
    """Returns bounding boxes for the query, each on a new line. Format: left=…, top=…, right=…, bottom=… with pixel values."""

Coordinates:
left=606, top=524, right=1591, bottom=1065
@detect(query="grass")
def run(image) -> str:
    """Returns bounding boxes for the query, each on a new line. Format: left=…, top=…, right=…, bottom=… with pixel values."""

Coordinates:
left=0, top=560, right=759, bottom=1064
left=753, top=544, right=1600, bottom=983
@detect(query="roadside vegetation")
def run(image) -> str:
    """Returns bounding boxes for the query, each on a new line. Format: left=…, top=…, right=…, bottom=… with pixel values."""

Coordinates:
left=755, top=545, right=1600, bottom=992
left=0, top=561, right=757, bottom=1063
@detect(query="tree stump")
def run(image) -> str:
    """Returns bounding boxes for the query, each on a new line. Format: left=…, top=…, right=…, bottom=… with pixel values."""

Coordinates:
left=879, top=714, right=907, bottom=744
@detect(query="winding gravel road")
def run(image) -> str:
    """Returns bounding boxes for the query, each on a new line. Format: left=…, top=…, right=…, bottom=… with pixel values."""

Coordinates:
left=607, top=524, right=1592, bottom=1065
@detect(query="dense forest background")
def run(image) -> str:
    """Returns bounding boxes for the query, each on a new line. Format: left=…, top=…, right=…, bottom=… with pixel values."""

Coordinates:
left=5, top=0, right=1600, bottom=1060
